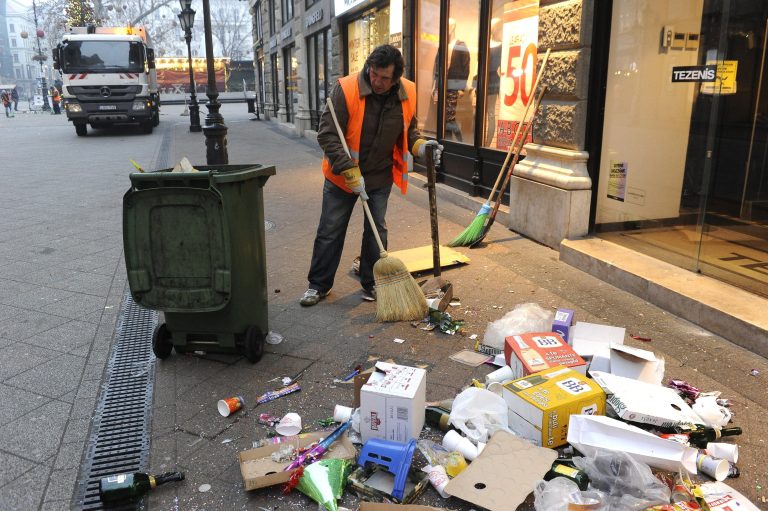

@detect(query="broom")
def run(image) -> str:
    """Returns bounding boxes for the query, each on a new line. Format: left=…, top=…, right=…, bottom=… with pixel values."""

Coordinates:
left=325, top=98, right=428, bottom=322
left=470, top=84, right=548, bottom=247
left=448, top=48, right=551, bottom=247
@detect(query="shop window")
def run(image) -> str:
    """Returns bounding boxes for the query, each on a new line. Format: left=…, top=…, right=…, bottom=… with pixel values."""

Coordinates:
left=270, top=53, right=280, bottom=116
left=307, top=29, right=329, bottom=131
left=346, top=5, right=391, bottom=74
left=416, top=0, right=440, bottom=137
left=282, top=0, right=294, bottom=25
left=484, top=0, right=539, bottom=150
left=283, top=45, right=298, bottom=122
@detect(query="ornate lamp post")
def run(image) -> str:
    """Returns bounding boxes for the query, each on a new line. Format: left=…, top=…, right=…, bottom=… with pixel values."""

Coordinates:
left=31, top=0, right=51, bottom=111
left=201, top=0, right=228, bottom=164
left=178, top=0, right=201, bottom=132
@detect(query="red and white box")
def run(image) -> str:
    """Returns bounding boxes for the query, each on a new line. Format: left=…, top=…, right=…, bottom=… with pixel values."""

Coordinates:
left=504, top=332, right=587, bottom=378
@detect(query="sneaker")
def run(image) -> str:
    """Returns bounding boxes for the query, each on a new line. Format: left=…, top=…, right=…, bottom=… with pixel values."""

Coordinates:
left=299, top=288, right=329, bottom=306
left=351, top=256, right=361, bottom=276
left=362, top=288, right=377, bottom=302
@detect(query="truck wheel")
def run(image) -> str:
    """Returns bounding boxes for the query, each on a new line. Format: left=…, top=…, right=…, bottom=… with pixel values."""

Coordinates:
left=151, top=110, right=160, bottom=127
left=75, top=123, right=87, bottom=136
left=141, top=122, right=153, bottom=134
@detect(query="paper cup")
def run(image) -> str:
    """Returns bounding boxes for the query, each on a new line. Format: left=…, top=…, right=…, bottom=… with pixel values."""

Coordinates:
left=275, top=412, right=302, bottom=436
left=706, top=442, right=739, bottom=463
left=217, top=395, right=244, bottom=417
left=442, top=429, right=479, bottom=461
left=485, top=365, right=514, bottom=385
left=696, top=452, right=729, bottom=481
left=486, top=381, right=504, bottom=396
left=333, top=404, right=354, bottom=423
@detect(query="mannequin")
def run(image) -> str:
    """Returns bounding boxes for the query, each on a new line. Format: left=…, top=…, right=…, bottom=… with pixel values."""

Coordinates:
left=486, top=18, right=502, bottom=146
left=433, top=18, right=470, bottom=141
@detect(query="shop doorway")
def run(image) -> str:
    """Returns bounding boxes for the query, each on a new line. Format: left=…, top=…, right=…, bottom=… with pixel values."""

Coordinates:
left=594, top=0, right=768, bottom=298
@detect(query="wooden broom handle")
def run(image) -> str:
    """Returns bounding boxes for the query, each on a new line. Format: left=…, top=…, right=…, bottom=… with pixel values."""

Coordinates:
left=325, top=97, right=387, bottom=254
left=485, top=48, right=551, bottom=202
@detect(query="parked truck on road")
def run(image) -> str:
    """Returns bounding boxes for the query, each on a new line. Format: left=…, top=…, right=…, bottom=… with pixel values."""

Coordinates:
left=53, top=26, right=160, bottom=136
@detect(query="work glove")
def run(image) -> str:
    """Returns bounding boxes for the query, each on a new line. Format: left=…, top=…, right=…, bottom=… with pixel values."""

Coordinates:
left=341, top=166, right=368, bottom=199
left=416, top=139, right=444, bottom=168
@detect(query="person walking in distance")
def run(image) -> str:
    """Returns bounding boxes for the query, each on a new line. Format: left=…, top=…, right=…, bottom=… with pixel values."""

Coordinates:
left=299, top=44, right=443, bottom=306
left=11, top=88, right=19, bottom=112
left=1, top=90, right=13, bottom=117
left=50, top=87, right=62, bottom=114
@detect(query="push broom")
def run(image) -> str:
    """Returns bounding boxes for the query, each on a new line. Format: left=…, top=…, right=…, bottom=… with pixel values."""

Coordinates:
left=325, top=98, right=428, bottom=322
left=448, top=48, right=551, bottom=247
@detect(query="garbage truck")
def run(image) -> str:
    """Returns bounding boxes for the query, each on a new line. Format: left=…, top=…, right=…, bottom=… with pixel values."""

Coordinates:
left=52, top=26, right=160, bottom=136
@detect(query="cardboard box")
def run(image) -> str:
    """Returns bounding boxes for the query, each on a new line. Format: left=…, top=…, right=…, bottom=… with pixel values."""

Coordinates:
left=347, top=464, right=429, bottom=504
left=239, top=431, right=356, bottom=491
left=360, top=362, right=426, bottom=443
left=609, top=344, right=664, bottom=384
left=571, top=321, right=626, bottom=372
left=360, top=505, right=445, bottom=511
left=551, top=308, right=575, bottom=343
left=504, top=332, right=587, bottom=379
left=590, top=371, right=704, bottom=428
left=502, top=366, right=605, bottom=448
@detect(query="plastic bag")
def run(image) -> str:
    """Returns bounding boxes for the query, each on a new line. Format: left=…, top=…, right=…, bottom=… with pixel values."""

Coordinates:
left=448, top=387, right=509, bottom=444
left=573, top=447, right=670, bottom=510
left=692, top=394, right=731, bottom=428
left=482, top=302, right=554, bottom=350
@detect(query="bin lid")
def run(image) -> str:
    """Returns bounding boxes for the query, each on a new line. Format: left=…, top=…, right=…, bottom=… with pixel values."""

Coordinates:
left=123, top=185, right=232, bottom=312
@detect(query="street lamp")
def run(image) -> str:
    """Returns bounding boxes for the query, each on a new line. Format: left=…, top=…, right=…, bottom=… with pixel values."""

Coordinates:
left=201, top=0, right=228, bottom=164
left=178, top=0, right=201, bottom=132
left=32, top=0, right=51, bottom=111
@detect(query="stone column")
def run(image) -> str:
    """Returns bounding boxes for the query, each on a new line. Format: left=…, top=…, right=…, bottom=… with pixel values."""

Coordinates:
left=294, top=10, right=313, bottom=137
left=508, top=0, right=594, bottom=248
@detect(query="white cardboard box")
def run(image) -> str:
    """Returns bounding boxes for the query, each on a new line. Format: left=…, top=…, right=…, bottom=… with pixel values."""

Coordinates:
left=360, top=362, right=426, bottom=443
left=609, top=344, right=664, bottom=385
left=571, top=322, right=626, bottom=372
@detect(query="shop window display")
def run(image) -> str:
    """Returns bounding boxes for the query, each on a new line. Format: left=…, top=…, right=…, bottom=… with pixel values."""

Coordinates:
left=416, top=0, right=440, bottom=137
left=346, top=6, right=391, bottom=74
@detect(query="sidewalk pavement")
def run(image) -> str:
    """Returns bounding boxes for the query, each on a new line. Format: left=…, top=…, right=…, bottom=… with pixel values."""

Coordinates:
left=143, top=115, right=767, bottom=509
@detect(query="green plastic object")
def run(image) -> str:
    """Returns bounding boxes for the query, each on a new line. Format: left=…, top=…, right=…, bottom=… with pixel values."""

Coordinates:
left=123, top=164, right=275, bottom=362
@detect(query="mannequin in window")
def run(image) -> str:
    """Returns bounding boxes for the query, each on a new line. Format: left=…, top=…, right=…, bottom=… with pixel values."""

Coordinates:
left=433, top=18, right=470, bottom=141
left=486, top=18, right=502, bottom=146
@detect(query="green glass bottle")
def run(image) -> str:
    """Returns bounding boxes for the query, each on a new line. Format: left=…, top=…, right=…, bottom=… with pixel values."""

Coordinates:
left=543, top=461, right=590, bottom=491
left=679, top=426, right=742, bottom=448
left=99, top=471, right=185, bottom=503
left=425, top=406, right=453, bottom=431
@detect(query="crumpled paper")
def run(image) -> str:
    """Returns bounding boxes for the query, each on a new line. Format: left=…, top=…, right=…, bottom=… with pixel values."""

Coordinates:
left=295, top=458, right=351, bottom=511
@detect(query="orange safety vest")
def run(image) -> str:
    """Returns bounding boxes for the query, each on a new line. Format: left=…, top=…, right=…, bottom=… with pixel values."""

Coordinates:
left=322, top=73, right=416, bottom=195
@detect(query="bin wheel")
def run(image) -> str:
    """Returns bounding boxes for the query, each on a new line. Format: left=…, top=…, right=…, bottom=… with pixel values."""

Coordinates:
left=152, top=323, right=173, bottom=359
left=242, top=326, right=264, bottom=363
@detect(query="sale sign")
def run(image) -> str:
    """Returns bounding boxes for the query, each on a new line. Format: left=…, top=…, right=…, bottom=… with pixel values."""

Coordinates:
left=497, top=0, right=539, bottom=150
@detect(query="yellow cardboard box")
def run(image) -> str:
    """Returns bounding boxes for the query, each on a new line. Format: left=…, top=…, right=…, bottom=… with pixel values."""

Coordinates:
left=502, top=366, right=605, bottom=448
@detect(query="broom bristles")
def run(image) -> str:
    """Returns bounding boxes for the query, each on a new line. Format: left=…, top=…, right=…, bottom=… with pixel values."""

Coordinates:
left=373, top=254, right=428, bottom=322
left=448, top=211, right=488, bottom=247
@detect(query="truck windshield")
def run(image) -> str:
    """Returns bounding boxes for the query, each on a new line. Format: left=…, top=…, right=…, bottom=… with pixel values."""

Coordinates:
left=61, top=41, right=144, bottom=73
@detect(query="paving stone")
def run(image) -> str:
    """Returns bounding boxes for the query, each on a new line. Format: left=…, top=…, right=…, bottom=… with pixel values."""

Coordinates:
left=0, top=341, right=58, bottom=380
left=40, top=294, right=107, bottom=321
left=5, top=354, right=87, bottom=399
left=42, top=467, right=78, bottom=502
left=0, top=461, right=51, bottom=510
left=22, top=320, right=97, bottom=353
left=0, top=310, right=71, bottom=343
left=0, top=400, right=71, bottom=463
left=0, top=450, right=37, bottom=487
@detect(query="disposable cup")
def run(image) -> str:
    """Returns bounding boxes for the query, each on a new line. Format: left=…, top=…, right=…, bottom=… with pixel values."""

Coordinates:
left=486, top=381, right=503, bottom=396
left=706, top=442, right=739, bottom=463
left=333, top=404, right=354, bottom=423
left=485, top=365, right=514, bottom=385
left=696, top=452, right=729, bottom=481
left=275, top=412, right=303, bottom=436
left=442, top=429, right=479, bottom=461
left=217, top=395, right=245, bottom=417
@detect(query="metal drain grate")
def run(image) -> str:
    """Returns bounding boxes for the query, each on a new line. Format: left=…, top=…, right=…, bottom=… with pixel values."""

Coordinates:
left=74, top=293, right=158, bottom=510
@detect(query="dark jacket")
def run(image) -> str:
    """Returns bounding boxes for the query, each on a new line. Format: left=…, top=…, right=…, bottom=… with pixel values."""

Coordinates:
left=317, top=71, right=422, bottom=191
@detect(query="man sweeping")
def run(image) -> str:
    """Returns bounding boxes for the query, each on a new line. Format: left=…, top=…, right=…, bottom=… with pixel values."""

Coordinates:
left=300, top=44, right=443, bottom=306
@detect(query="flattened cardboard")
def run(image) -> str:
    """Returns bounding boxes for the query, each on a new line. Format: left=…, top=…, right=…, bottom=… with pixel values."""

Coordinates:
left=444, top=430, right=557, bottom=511
left=590, top=371, right=703, bottom=428
left=387, top=245, right=470, bottom=273
left=449, top=349, right=490, bottom=367
left=504, top=332, right=586, bottom=378
left=239, top=431, right=356, bottom=491
left=609, top=343, right=664, bottom=384
left=571, top=322, right=625, bottom=372
left=360, top=504, right=446, bottom=511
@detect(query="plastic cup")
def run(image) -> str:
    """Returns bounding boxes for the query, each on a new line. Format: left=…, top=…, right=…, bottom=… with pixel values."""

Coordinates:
left=485, top=365, right=514, bottom=385
left=442, top=429, right=479, bottom=461
left=275, top=412, right=302, bottom=436
left=333, top=404, right=354, bottom=423
left=706, top=442, right=739, bottom=463
left=217, top=395, right=245, bottom=417
left=696, top=452, right=729, bottom=481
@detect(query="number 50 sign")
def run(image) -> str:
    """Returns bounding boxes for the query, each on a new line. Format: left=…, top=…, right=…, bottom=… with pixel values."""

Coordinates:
left=499, top=2, right=539, bottom=125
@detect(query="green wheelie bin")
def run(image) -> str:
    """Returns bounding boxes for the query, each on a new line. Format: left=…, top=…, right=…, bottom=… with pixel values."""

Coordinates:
left=123, top=164, right=276, bottom=363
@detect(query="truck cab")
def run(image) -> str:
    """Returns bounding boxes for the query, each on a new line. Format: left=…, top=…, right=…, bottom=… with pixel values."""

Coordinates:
left=53, top=26, right=160, bottom=136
